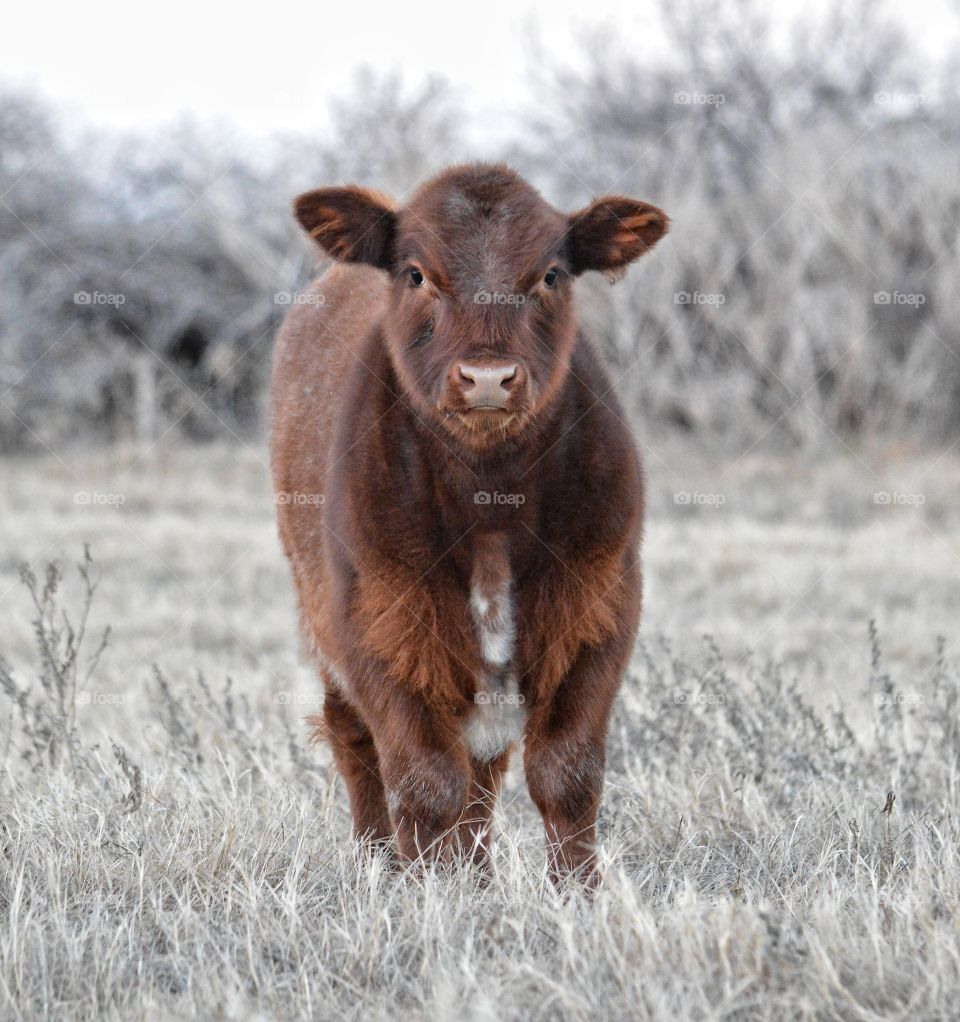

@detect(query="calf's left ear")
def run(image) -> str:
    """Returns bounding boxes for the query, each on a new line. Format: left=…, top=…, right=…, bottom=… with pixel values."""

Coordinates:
left=294, top=186, right=397, bottom=270
left=566, top=197, right=669, bottom=277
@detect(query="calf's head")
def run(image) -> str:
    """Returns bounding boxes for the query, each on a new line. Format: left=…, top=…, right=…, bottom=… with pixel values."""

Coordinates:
left=294, top=164, right=668, bottom=451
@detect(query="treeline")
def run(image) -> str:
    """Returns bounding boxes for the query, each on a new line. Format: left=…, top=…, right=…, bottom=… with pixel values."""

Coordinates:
left=1, top=0, right=958, bottom=451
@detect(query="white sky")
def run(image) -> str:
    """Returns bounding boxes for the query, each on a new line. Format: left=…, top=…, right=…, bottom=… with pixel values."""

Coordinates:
left=1, top=0, right=957, bottom=138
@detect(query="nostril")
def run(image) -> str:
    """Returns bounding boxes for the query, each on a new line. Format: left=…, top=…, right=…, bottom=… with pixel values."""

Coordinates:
left=499, top=365, right=518, bottom=388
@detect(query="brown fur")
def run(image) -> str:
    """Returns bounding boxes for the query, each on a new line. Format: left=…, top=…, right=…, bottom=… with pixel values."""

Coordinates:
left=271, top=162, right=668, bottom=880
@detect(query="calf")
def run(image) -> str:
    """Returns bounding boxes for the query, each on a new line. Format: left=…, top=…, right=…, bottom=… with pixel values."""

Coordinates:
left=270, top=163, right=668, bottom=881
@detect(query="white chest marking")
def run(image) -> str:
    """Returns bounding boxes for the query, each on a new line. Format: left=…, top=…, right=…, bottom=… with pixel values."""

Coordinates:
left=466, top=673, right=526, bottom=761
left=470, top=579, right=515, bottom=667
left=467, top=568, right=525, bottom=760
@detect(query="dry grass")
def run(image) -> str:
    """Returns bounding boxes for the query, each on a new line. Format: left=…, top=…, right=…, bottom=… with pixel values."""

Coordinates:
left=1, top=441, right=959, bottom=1020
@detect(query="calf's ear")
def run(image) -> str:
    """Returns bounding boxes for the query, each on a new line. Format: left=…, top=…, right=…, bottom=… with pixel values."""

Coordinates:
left=294, top=186, right=396, bottom=270
left=566, top=197, right=668, bottom=277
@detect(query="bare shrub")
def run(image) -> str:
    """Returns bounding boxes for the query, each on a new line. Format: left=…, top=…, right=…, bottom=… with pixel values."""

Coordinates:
left=522, top=0, right=960, bottom=447
left=0, top=545, right=108, bottom=771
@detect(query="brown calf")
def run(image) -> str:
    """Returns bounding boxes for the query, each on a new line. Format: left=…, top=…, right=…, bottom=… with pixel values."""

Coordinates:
left=270, top=163, right=668, bottom=881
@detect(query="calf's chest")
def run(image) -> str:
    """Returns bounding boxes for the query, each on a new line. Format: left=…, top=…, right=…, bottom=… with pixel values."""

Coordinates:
left=464, top=533, right=527, bottom=761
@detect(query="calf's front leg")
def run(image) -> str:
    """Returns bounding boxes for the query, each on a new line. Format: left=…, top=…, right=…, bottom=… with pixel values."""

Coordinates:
left=524, top=635, right=630, bottom=883
left=365, top=687, right=472, bottom=863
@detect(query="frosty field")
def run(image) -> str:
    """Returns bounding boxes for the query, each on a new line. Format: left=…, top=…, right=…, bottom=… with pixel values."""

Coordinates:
left=1, top=440, right=959, bottom=1021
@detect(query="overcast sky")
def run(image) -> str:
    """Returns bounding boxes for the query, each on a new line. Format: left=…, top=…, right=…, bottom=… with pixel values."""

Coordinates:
left=2, top=0, right=957, bottom=139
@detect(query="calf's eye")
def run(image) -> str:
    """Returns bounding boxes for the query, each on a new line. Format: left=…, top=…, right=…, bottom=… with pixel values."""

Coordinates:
left=543, top=266, right=559, bottom=287
left=410, top=267, right=425, bottom=287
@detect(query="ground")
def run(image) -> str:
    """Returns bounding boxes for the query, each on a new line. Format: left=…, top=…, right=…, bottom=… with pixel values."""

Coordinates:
left=1, top=439, right=959, bottom=1020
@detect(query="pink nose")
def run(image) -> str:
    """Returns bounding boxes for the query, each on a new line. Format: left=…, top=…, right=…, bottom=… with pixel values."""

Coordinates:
left=458, top=363, right=518, bottom=409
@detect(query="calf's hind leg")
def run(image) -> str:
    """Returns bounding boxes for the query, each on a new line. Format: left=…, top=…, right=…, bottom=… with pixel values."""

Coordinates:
left=319, top=689, right=393, bottom=844
left=456, top=751, right=511, bottom=866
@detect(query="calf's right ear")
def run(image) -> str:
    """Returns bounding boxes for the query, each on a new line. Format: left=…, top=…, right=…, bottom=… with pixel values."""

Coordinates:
left=566, top=196, right=669, bottom=277
left=294, top=186, right=396, bottom=270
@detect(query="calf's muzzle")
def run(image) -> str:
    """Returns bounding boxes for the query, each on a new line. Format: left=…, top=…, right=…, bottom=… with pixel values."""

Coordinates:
left=453, top=361, right=525, bottom=410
